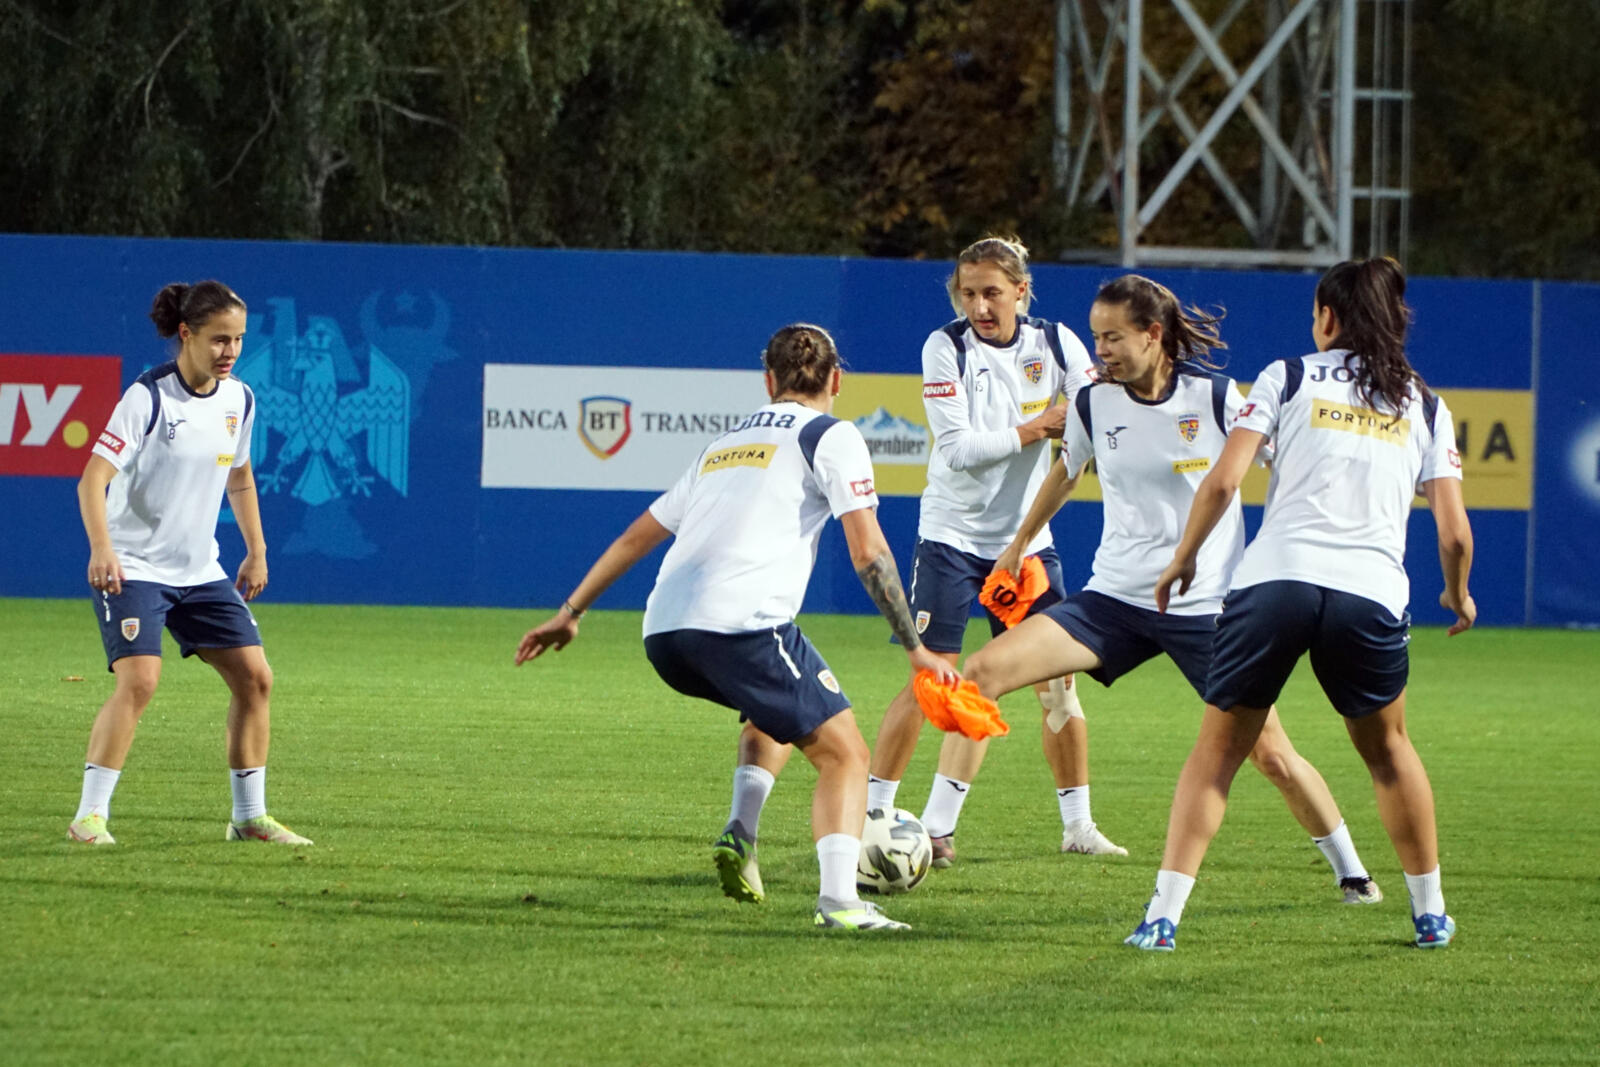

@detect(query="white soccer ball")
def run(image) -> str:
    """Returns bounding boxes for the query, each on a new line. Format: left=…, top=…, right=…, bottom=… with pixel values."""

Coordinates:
left=856, top=807, right=933, bottom=894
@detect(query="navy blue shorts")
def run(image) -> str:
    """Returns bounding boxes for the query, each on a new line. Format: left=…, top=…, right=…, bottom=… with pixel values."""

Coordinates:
left=905, top=539, right=1066, bottom=654
left=91, top=579, right=261, bottom=671
left=643, top=623, right=852, bottom=744
left=1039, top=590, right=1216, bottom=695
left=1203, top=580, right=1410, bottom=719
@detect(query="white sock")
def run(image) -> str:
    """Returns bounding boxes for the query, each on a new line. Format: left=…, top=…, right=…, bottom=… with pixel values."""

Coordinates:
left=76, top=763, right=121, bottom=820
left=230, top=767, right=267, bottom=822
left=1057, top=784, right=1092, bottom=827
left=727, top=764, right=776, bottom=839
left=921, top=773, right=971, bottom=839
left=1311, top=820, right=1369, bottom=883
left=1144, top=869, right=1197, bottom=926
left=816, top=832, right=860, bottom=901
left=866, top=775, right=900, bottom=813
left=1404, top=866, right=1446, bottom=918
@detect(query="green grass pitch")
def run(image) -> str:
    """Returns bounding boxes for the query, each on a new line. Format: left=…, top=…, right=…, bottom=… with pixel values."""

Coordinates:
left=2, top=597, right=1597, bottom=1065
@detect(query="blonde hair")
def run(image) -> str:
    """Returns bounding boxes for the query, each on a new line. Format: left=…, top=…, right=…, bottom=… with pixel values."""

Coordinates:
left=946, top=235, right=1034, bottom=316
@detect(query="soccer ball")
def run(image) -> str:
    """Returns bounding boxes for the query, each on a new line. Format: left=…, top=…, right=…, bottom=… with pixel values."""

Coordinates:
left=856, top=807, right=932, bottom=894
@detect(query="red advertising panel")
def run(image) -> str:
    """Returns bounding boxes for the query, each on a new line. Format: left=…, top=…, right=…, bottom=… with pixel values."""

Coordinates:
left=0, top=355, right=123, bottom=476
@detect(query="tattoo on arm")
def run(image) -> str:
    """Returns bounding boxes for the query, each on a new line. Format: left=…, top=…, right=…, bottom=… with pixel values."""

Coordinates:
left=857, top=551, right=922, bottom=651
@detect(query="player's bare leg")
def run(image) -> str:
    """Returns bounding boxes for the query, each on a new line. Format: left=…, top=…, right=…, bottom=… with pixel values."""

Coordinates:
left=865, top=650, right=958, bottom=818
left=70, top=654, right=161, bottom=844
left=201, top=646, right=308, bottom=846
left=715, top=722, right=792, bottom=903
left=1345, top=690, right=1451, bottom=944
left=1249, top=706, right=1379, bottom=902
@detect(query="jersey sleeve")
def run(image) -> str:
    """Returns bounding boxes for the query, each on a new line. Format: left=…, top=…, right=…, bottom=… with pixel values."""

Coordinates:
left=1232, top=360, right=1286, bottom=439
left=648, top=456, right=698, bottom=534
left=91, top=381, right=152, bottom=472
left=921, top=330, right=1022, bottom=471
left=1053, top=324, right=1097, bottom=404
left=1225, top=379, right=1274, bottom=465
left=233, top=383, right=255, bottom=468
left=810, top=421, right=880, bottom=518
left=1417, top=393, right=1463, bottom=488
left=1060, top=390, right=1094, bottom=478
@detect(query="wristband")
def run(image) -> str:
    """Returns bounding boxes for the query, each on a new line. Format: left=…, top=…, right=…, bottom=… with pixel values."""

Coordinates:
left=562, top=600, right=585, bottom=619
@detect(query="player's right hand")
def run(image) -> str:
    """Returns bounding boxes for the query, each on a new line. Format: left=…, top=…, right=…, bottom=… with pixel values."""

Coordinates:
left=1441, top=590, right=1476, bottom=636
left=515, top=615, right=579, bottom=665
left=87, top=546, right=125, bottom=596
left=907, top=645, right=958, bottom=684
left=1154, top=557, right=1195, bottom=614
left=1030, top=402, right=1069, bottom=440
left=991, top=543, right=1024, bottom=581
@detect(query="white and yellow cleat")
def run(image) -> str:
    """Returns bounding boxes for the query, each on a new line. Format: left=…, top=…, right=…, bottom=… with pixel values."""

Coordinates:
left=67, top=814, right=116, bottom=845
left=226, top=814, right=313, bottom=845
left=813, top=896, right=910, bottom=931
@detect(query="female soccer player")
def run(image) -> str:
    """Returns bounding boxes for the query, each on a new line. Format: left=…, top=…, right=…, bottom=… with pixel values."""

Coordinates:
left=69, top=280, right=310, bottom=847
left=866, top=236, right=1126, bottom=865
left=515, top=324, right=955, bottom=932
left=1125, top=258, right=1472, bottom=951
left=959, top=274, right=1381, bottom=907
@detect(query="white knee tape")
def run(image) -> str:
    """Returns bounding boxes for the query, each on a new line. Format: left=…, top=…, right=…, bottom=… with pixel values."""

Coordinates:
left=1041, top=676, right=1084, bottom=733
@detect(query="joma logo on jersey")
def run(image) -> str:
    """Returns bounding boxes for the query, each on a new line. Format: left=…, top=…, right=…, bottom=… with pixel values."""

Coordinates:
left=1177, top=414, right=1201, bottom=443
left=1021, top=358, right=1044, bottom=384
left=0, top=354, right=122, bottom=477
left=1312, top=403, right=1409, bottom=442
left=701, top=443, right=776, bottom=474
left=579, top=396, right=632, bottom=459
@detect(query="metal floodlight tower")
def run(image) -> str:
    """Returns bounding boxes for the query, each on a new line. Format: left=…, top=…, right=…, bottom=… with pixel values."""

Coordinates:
left=1052, top=0, right=1413, bottom=269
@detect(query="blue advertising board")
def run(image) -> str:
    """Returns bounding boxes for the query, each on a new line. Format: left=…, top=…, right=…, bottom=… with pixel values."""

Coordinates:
left=0, top=234, right=1586, bottom=627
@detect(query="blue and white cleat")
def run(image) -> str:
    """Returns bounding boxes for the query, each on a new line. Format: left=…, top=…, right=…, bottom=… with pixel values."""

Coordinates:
left=1124, top=917, right=1178, bottom=951
left=1412, top=912, right=1456, bottom=948
left=712, top=822, right=764, bottom=904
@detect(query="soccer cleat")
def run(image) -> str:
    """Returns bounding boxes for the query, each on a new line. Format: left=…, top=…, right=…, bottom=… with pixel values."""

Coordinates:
left=67, top=814, right=115, bottom=845
left=1124, top=917, right=1178, bottom=951
left=929, top=834, right=956, bottom=869
left=712, top=823, right=764, bottom=904
left=1061, top=819, right=1128, bottom=857
left=226, top=814, right=313, bottom=845
left=1340, top=876, right=1383, bottom=905
left=813, top=895, right=910, bottom=931
left=1412, top=912, right=1456, bottom=948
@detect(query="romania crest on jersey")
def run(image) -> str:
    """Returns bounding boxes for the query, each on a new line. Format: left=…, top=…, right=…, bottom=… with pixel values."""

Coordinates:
left=1177, top=414, right=1201, bottom=443
left=225, top=412, right=239, bottom=438
left=1022, top=357, right=1044, bottom=384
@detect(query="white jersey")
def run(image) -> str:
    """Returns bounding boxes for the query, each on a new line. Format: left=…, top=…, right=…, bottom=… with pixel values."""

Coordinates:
left=90, top=363, right=256, bottom=587
left=1229, top=350, right=1462, bottom=619
left=644, top=401, right=879, bottom=636
left=1063, top=368, right=1248, bottom=615
left=918, top=316, right=1095, bottom=556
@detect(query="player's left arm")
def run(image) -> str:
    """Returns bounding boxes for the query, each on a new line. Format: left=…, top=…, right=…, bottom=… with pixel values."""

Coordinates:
left=227, top=462, right=268, bottom=601
left=515, top=510, right=673, bottom=665
left=1156, top=428, right=1265, bottom=612
left=1419, top=393, right=1474, bottom=635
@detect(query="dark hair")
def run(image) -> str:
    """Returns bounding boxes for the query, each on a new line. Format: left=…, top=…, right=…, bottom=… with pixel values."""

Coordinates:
left=149, top=280, right=246, bottom=339
left=763, top=323, right=841, bottom=398
left=1314, top=257, right=1419, bottom=415
left=1093, top=274, right=1226, bottom=369
left=946, top=235, right=1034, bottom=314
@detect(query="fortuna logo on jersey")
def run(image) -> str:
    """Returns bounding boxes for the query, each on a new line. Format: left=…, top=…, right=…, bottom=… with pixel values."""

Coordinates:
left=1177, top=414, right=1201, bottom=443
left=578, top=396, right=632, bottom=459
left=1021, top=357, right=1044, bottom=384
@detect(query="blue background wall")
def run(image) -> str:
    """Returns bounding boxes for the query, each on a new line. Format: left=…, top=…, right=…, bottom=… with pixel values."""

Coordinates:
left=2, top=234, right=1592, bottom=626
